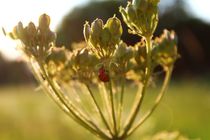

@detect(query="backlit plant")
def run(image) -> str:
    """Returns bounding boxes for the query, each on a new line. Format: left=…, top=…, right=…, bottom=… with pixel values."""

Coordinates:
left=5, top=0, right=180, bottom=139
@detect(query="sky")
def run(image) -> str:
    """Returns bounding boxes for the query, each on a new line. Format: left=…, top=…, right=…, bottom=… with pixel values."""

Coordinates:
left=0, top=0, right=210, bottom=60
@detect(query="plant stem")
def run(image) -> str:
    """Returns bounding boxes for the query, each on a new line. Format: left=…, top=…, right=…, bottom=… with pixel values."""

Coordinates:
left=120, top=36, right=152, bottom=139
left=100, top=83, right=113, bottom=132
left=125, top=66, right=173, bottom=137
left=117, top=76, right=125, bottom=132
left=86, top=84, right=113, bottom=137
left=109, top=80, right=118, bottom=136
left=33, top=59, right=110, bottom=140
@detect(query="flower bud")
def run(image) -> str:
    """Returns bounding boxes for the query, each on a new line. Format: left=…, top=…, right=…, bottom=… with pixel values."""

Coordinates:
left=46, top=47, right=66, bottom=65
left=75, top=49, right=89, bottom=67
left=39, top=13, right=51, bottom=31
left=152, top=30, right=179, bottom=67
left=9, top=26, right=19, bottom=39
left=120, top=0, right=159, bottom=37
left=114, top=42, right=134, bottom=63
left=106, top=16, right=122, bottom=38
left=126, top=4, right=137, bottom=22
left=16, top=22, right=25, bottom=40
left=27, top=22, right=37, bottom=39
left=133, top=0, right=148, bottom=12
left=91, top=19, right=103, bottom=39
left=100, top=28, right=111, bottom=47
left=83, top=22, right=91, bottom=42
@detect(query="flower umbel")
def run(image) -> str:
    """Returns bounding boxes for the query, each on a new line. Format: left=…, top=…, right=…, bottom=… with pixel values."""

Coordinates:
left=5, top=1, right=180, bottom=139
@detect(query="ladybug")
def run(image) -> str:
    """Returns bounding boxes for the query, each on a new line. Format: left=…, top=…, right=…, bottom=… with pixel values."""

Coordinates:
left=98, top=67, right=109, bottom=82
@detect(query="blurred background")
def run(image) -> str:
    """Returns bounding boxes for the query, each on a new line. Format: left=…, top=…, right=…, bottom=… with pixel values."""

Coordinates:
left=0, top=0, right=210, bottom=139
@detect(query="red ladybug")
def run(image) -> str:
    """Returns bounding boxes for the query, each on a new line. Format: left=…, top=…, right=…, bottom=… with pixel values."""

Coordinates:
left=98, top=67, right=109, bottom=82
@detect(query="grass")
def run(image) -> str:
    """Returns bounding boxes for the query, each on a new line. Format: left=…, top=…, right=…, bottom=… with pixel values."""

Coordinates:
left=0, top=80, right=210, bottom=140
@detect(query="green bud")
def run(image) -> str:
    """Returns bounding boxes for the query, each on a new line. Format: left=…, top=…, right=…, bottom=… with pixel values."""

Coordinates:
left=106, top=16, right=122, bottom=38
left=133, top=0, right=148, bottom=12
left=76, top=49, right=89, bottom=67
left=46, top=47, right=66, bottom=65
left=27, top=22, right=37, bottom=39
left=114, top=42, right=133, bottom=63
left=91, top=19, right=103, bottom=39
left=88, top=54, right=99, bottom=66
left=152, top=30, right=179, bottom=67
left=8, top=26, right=18, bottom=39
left=89, top=19, right=103, bottom=46
left=126, top=4, right=137, bottom=22
left=16, top=22, right=25, bottom=40
left=39, top=13, right=51, bottom=31
left=100, top=28, right=111, bottom=47
left=83, top=21, right=91, bottom=42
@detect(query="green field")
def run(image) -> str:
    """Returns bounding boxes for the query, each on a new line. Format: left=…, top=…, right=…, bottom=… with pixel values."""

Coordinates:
left=0, top=80, right=210, bottom=140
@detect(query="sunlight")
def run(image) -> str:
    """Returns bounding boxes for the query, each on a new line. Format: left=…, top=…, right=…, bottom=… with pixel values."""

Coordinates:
left=0, top=0, right=88, bottom=60
left=186, top=0, right=210, bottom=23
left=0, top=0, right=210, bottom=60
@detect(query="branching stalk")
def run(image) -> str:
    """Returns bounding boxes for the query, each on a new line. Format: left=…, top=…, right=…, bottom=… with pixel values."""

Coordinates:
left=35, top=59, right=111, bottom=140
left=120, top=36, right=152, bottom=138
left=109, top=80, right=118, bottom=136
left=86, top=84, right=113, bottom=137
left=126, top=66, right=173, bottom=137
left=117, top=76, right=125, bottom=132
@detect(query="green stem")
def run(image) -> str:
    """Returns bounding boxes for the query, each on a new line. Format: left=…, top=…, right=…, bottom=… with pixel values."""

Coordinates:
left=99, top=83, right=113, bottom=130
left=109, top=80, right=118, bottom=136
left=117, top=76, right=125, bottom=132
left=86, top=84, right=113, bottom=137
left=120, top=36, right=152, bottom=139
left=126, top=66, right=173, bottom=137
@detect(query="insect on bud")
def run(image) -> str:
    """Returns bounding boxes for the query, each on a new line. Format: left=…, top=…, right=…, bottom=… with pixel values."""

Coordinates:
left=98, top=67, right=109, bottom=82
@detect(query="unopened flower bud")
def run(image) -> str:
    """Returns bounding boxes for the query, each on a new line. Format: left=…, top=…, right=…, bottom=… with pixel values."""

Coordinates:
left=9, top=26, right=19, bottom=39
left=152, top=30, right=179, bottom=67
left=133, top=0, right=148, bottom=12
left=16, top=22, right=25, bottom=39
left=100, top=28, right=111, bottom=47
left=91, top=19, right=103, bottom=39
left=106, top=16, right=122, bottom=37
left=46, top=47, right=66, bottom=65
left=114, top=42, right=133, bottom=63
left=27, top=22, right=37, bottom=39
left=83, top=22, right=91, bottom=42
left=39, top=13, right=51, bottom=31
left=126, top=4, right=137, bottom=22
